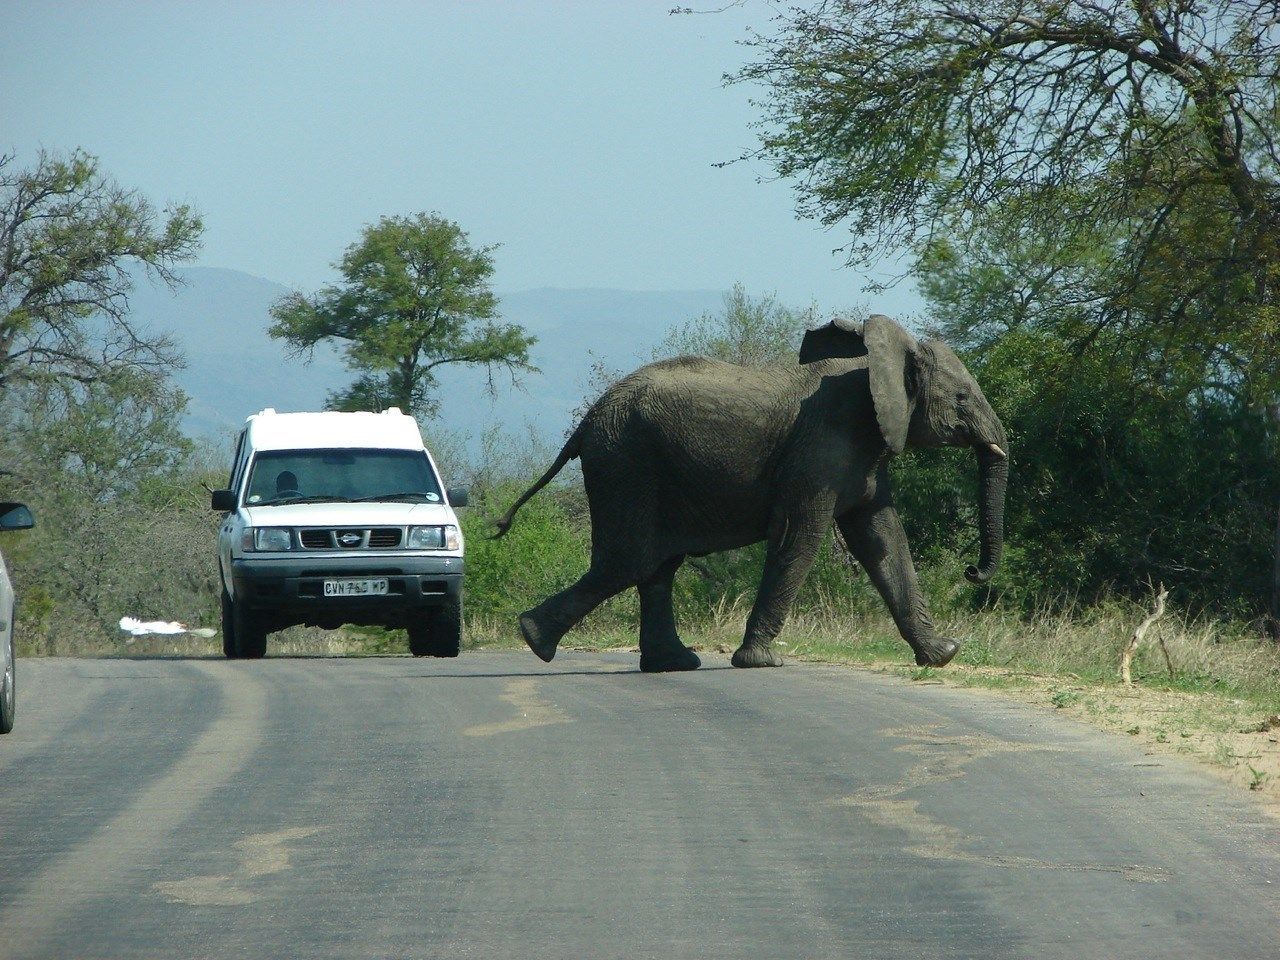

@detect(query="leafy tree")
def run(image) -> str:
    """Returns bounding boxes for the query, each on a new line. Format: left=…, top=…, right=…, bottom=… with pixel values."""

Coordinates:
left=890, top=325, right=1280, bottom=616
left=269, top=213, right=536, bottom=420
left=0, top=150, right=203, bottom=393
left=1, top=369, right=192, bottom=501
left=738, top=0, right=1279, bottom=387
left=889, top=191, right=1280, bottom=614
left=0, top=367, right=212, bottom=652
left=654, top=283, right=816, bottom=366
left=573, top=284, right=818, bottom=421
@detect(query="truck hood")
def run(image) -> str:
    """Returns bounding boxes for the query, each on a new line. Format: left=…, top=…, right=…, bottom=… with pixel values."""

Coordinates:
left=241, top=501, right=456, bottom=527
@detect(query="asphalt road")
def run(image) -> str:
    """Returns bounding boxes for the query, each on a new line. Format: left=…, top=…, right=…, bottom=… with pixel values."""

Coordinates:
left=1, top=652, right=1278, bottom=960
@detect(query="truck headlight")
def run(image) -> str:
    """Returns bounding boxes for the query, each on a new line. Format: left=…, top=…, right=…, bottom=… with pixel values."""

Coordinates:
left=250, top=527, right=293, bottom=551
left=408, top=525, right=460, bottom=550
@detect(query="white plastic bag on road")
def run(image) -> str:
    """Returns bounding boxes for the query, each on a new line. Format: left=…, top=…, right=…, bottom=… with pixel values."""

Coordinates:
left=118, top=617, right=218, bottom=641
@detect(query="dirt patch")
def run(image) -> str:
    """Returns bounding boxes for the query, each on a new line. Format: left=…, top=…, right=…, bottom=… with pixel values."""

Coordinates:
left=154, top=826, right=326, bottom=907
left=841, top=660, right=1280, bottom=816
left=462, top=677, right=571, bottom=737
left=834, top=724, right=1166, bottom=882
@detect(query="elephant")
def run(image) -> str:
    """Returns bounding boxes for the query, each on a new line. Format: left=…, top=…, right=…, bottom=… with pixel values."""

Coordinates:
left=492, top=313, right=1008, bottom=672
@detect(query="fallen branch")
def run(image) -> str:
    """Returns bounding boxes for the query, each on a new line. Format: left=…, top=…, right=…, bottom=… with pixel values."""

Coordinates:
left=1120, top=582, right=1171, bottom=687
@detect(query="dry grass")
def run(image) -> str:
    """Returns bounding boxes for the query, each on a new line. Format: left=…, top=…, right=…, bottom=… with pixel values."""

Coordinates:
left=780, top=599, right=1280, bottom=704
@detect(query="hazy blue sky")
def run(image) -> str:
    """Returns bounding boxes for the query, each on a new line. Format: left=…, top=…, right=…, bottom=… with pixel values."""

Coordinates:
left=2, top=1, right=922, bottom=316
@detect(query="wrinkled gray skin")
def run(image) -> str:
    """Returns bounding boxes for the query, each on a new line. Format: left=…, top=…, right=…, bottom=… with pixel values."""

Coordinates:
left=493, top=314, right=1009, bottom=672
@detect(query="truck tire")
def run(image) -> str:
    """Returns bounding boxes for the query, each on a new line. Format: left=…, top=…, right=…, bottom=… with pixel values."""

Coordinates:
left=407, top=598, right=462, bottom=658
left=221, top=588, right=237, bottom=658
left=222, top=588, right=267, bottom=659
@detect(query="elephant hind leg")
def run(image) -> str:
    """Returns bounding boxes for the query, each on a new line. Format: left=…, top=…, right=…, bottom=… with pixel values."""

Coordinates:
left=521, top=452, right=675, bottom=663
left=519, top=558, right=652, bottom=663
left=638, top=556, right=699, bottom=673
left=734, top=507, right=831, bottom=668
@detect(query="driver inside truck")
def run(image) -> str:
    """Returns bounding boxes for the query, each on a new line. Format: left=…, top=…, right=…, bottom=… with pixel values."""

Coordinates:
left=275, top=470, right=300, bottom=498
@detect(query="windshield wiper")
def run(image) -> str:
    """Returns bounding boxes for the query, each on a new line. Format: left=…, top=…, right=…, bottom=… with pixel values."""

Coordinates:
left=350, top=491, right=437, bottom=503
left=259, top=494, right=354, bottom=505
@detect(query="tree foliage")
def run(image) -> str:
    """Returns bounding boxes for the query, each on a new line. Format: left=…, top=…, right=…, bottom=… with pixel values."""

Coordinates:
left=0, top=150, right=203, bottom=393
left=269, top=213, right=536, bottom=420
left=739, top=0, right=1280, bottom=391
left=890, top=326, right=1280, bottom=615
left=654, top=282, right=816, bottom=366
left=736, top=1, right=1280, bottom=616
left=0, top=366, right=213, bottom=652
left=2, top=370, right=192, bottom=501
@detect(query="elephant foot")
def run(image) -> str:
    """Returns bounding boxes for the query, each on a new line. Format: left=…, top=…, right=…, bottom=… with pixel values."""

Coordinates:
left=518, top=610, right=561, bottom=663
left=731, top=642, right=784, bottom=668
left=914, top=637, right=961, bottom=668
left=639, top=644, right=701, bottom=673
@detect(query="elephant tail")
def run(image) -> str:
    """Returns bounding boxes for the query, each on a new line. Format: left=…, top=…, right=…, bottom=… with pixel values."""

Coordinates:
left=489, top=424, right=584, bottom=540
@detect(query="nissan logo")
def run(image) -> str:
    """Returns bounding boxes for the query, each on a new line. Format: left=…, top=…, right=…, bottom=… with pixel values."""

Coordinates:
left=338, top=532, right=362, bottom=547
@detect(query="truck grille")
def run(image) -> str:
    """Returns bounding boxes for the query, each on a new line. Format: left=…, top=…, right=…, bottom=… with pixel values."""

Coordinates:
left=367, top=528, right=402, bottom=548
left=300, top=529, right=333, bottom=548
left=299, top=528, right=403, bottom=550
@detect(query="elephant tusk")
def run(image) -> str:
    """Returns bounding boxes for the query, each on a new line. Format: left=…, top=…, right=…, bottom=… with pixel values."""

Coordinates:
left=985, top=443, right=1007, bottom=459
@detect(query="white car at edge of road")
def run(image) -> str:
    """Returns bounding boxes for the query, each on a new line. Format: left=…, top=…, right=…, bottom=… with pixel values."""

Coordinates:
left=0, top=501, right=35, bottom=734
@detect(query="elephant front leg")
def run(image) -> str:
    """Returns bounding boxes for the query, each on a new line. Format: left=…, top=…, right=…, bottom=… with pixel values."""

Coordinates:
left=637, top=556, right=700, bottom=673
left=837, top=501, right=960, bottom=667
left=733, top=512, right=828, bottom=668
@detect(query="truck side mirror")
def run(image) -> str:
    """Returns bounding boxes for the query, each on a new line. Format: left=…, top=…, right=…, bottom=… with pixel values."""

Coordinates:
left=447, top=487, right=469, bottom=508
left=0, top=503, right=34, bottom=531
left=210, top=490, right=237, bottom=512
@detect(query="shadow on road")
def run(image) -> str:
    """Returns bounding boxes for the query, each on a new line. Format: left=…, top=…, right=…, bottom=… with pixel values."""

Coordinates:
left=399, top=667, right=734, bottom=679
left=106, top=653, right=734, bottom=678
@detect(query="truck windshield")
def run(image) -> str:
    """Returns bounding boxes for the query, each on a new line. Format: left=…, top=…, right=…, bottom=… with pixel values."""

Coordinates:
left=244, top=449, right=444, bottom=506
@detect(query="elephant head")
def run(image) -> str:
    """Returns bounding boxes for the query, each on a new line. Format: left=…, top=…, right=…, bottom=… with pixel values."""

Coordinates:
left=862, top=314, right=1009, bottom=584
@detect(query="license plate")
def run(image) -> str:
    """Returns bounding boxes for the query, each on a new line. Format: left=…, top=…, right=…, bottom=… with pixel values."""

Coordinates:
left=323, top=578, right=389, bottom=597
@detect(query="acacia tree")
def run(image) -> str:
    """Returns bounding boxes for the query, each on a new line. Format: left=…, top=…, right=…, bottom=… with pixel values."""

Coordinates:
left=738, top=1, right=1278, bottom=368
left=739, top=0, right=1280, bottom=622
left=0, top=150, right=203, bottom=393
left=269, top=213, right=536, bottom=420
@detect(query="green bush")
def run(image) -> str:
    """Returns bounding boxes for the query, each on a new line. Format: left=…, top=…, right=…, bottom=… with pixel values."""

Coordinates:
left=463, top=481, right=593, bottom=627
left=893, top=328, right=1280, bottom=617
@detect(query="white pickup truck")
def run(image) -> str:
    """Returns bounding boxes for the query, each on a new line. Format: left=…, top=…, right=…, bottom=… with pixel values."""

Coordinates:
left=211, top=408, right=466, bottom=659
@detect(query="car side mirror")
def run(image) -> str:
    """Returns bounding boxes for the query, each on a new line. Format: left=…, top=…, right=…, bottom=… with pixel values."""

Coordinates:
left=0, top=503, right=34, bottom=531
left=210, top=489, right=237, bottom=512
left=447, top=487, right=469, bottom=508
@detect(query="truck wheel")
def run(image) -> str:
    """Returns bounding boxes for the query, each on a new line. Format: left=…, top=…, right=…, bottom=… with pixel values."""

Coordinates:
left=223, top=589, right=267, bottom=659
left=234, top=601, right=267, bottom=659
left=407, top=598, right=462, bottom=658
left=1, top=624, right=15, bottom=735
left=221, top=589, right=238, bottom=659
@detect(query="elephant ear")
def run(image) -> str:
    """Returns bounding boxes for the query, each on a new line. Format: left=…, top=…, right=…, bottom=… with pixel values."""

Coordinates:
left=865, top=314, right=919, bottom=455
left=799, top=315, right=867, bottom=363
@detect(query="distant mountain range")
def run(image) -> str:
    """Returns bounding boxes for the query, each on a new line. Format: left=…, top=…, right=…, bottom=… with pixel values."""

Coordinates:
left=124, top=267, right=726, bottom=448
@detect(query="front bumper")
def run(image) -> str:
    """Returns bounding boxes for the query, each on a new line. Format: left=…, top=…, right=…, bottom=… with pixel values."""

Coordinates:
left=231, top=554, right=463, bottom=623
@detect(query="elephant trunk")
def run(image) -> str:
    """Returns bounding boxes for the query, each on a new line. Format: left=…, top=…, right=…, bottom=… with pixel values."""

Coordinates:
left=965, top=439, right=1008, bottom=585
